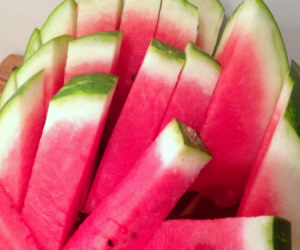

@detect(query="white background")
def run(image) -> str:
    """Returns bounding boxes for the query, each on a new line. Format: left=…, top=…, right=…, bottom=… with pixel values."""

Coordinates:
left=0, top=0, right=299, bottom=63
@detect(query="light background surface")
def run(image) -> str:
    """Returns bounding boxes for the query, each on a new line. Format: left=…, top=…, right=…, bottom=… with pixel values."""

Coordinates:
left=0, top=0, right=299, bottom=63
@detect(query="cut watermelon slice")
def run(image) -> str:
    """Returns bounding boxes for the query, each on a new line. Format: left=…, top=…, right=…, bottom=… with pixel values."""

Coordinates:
left=16, top=35, right=71, bottom=112
left=76, top=0, right=122, bottom=38
left=40, top=0, right=77, bottom=44
left=84, top=39, right=186, bottom=214
left=188, top=0, right=225, bottom=54
left=0, top=184, right=40, bottom=250
left=64, top=31, right=123, bottom=84
left=0, top=70, right=45, bottom=210
left=63, top=119, right=212, bottom=250
left=238, top=61, right=300, bottom=249
left=0, top=68, right=18, bottom=110
left=103, top=0, right=161, bottom=144
left=144, top=217, right=291, bottom=250
left=23, top=28, right=42, bottom=62
left=190, top=0, right=289, bottom=206
left=159, top=41, right=221, bottom=133
left=22, top=73, right=117, bottom=250
left=155, top=0, right=198, bottom=50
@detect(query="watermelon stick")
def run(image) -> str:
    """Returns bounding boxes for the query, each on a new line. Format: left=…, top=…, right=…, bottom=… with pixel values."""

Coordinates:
left=238, top=61, right=300, bottom=250
left=188, top=0, right=225, bottom=55
left=76, top=0, right=122, bottom=38
left=0, top=70, right=45, bottom=211
left=40, top=0, right=77, bottom=44
left=84, top=39, right=186, bottom=214
left=159, top=41, right=221, bottom=134
left=144, top=217, right=291, bottom=250
left=64, top=31, right=123, bottom=84
left=155, top=0, right=199, bottom=50
left=0, top=185, right=41, bottom=250
left=22, top=73, right=118, bottom=250
left=103, top=0, right=161, bottom=147
left=190, top=0, right=289, bottom=207
left=16, top=35, right=72, bottom=112
left=63, top=119, right=212, bottom=250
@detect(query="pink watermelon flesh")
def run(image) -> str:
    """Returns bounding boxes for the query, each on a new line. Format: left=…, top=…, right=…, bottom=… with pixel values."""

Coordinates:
left=101, top=0, right=161, bottom=149
left=155, top=0, right=198, bottom=50
left=84, top=39, right=186, bottom=214
left=144, top=217, right=291, bottom=250
left=63, top=119, right=212, bottom=250
left=0, top=184, right=41, bottom=250
left=0, top=71, right=45, bottom=211
left=76, top=0, right=121, bottom=38
left=64, top=31, right=123, bottom=84
left=22, top=74, right=117, bottom=250
left=190, top=0, right=289, bottom=206
left=238, top=61, right=300, bottom=249
left=159, top=41, right=221, bottom=133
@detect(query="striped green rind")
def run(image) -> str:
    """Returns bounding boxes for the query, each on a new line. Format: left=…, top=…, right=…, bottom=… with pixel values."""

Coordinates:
left=52, top=73, right=118, bottom=101
left=23, top=28, right=42, bottom=62
left=284, top=60, right=300, bottom=137
left=0, top=68, right=19, bottom=110
left=176, top=118, right=212, bottom=156
left=151, top=39, right=186, bottom=61
left=273, top=217, right=292, bottom=250
left=0, top=70, right=44, bottom=114
left=189, top=41, right=221, bottom=70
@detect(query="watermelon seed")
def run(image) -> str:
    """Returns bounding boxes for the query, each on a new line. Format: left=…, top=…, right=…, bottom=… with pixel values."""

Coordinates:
left=132, top=75, right=136, bottom=82
left=131, top=233, right=136, bottom=238
left=107, top=239, right=114, bottom=247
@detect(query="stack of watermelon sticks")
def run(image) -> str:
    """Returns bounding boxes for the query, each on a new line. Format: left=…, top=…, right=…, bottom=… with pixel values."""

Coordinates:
left=0, top=0, right=299, bottom=249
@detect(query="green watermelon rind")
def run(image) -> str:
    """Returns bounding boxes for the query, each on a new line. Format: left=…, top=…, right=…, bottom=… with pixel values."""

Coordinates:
left=52, top=73, right=118, bottom=101
left=284, top=60, right=300, bottom=137
left=188, top=41, right=221, bottom=70
left=273, top=216, right=292, bottom=250
left=175, top=118, right=212, bottom=156
left=40, top=0, right=77, bottom=44
left=0, top=68, right=19, bottom=110
left=23, top=28, right=42, bottom=63
left=0, top=70, right=44, bottom=115
left=151, top=39, right=186, bottom=61
left=71, top=31, right=123, bottom=46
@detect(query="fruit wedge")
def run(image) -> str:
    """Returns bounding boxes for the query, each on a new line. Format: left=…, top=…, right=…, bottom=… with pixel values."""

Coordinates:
left=238, top=61, right=300, bottom=250
left=188, top=0, right=225, bottom=54
left=0, top=70, right=45, bottom=210
left=22, top=73, right=117, bottom=250
left=64, top=31, right=123, bottom=84
left=16, top=35, right=71, bottom=112
left=190, top=0, right=289, bottom=206
left=76, top=0, right=122, bottom=37
left=63, top=119, right=212, bottom=250
left=40, top=0, right=77, bottom=44
left=104, top=0, right=161, bottom=143
left=84, top=39, right=186, bottom=214
left=23, top=28, right=42, bottom=62
left=144, top=217, right=291, bottom=250
left=0, top=68, right=18, bottom=110
left=0, top=184, right=40, bottom=250
left=159, top=41, right=221, bottom=133
left=155, top=0, right=198, bottom=50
